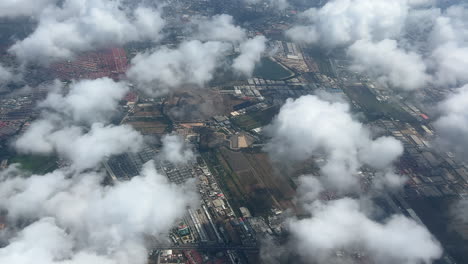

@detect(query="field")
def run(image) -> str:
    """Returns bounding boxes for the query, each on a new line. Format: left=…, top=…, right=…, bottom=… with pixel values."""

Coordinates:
left=10, top=155, right=58, bottom=174
left=124, top=103, right=171, bottom=135
left=253, top=57, right=293, bottom=80
left=231, top=106, right=279, bottom=130
left=343, top=85, right=417, bottom=123
left=204, top=148, right=296, bottom=217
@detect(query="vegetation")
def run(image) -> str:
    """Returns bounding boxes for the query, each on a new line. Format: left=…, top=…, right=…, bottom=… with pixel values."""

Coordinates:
left=343, top=85, right=417, bottom=123
left=231, top=106, right=279, bottom=131
left=10, top=155, right=58, bottom=174
left=201, top=151, right=244, bottom=217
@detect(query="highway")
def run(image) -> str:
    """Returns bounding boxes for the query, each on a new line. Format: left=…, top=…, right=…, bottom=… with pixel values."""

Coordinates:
left=150, top=243, right=259, bottom=252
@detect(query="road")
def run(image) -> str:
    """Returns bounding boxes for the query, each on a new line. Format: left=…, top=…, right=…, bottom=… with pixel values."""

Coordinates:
left=150, top=243, right=259, bottom=252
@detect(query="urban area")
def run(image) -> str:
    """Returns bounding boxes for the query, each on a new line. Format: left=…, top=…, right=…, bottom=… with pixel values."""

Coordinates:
left=0, top=0, right=467, bottom=264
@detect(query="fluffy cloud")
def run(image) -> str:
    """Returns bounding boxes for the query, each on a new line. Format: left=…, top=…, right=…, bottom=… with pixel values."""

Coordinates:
left=0, top=0, right=57, bottom=18
left=286, top=0, right=412, bottom=47
left=289, top=198, right=442, bottom=264
left=15, top=121, right=144, bottom=171
left=193, top=14, right=246, bottom=43
left=9, top=0, right=165, bottom=65
left=233, top=36, right=267, bottom=77
left=127, top=40, right=231, bottom=96
left=160, top=134, right=195, bottom=165
left=265, top=95, right=404, bottom=191
left=347, top=39, right=429, bottom=90
left=40, top=78, right=128, bottom=125
left=14, top=78, right=143, bottom=171
left=434, top=84, right=468, bottom=156
left=0, top=162, right=198, bottom=264
left=428, top=5, right=468, bottom=87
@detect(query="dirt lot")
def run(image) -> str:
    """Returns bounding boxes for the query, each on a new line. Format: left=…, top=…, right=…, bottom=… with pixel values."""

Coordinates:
left=125, top=121, right=167, bottom=135
left=123, top=104, right=169, bottom=135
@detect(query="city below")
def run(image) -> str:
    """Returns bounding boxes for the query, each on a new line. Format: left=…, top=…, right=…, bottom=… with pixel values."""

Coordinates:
left=0, top=0, right=467, bottom=264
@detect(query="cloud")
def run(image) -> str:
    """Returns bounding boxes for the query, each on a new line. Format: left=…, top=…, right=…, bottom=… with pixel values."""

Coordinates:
left=286, top=0, right=412, bottom=47
left=0, top=64, right=13, bottom=85
left=264, top=95, right=404, bottom=192
left=193, top=14, right=246, bottom=43
left=8, top=0, right=165, bottom=65
left=295, top=175, right=324, bottom=204
left=38, top=78, right=128, bottom=125
left=347, top=39, right=430, bottom=90
left=428, top=5, right=468, bottom=87
left=15, top=121, right=144, bottom=171
left=232, top=35, right=267, bottom=77
left=39, top=78, right=129, bottom=125
left=160, top=134, right=195, bottom=164
left=0, top=0, right=57, bottom=18
left=0, top=162, right=198, bottom=264
left=434, top=84, right=468, bottom=156
left=127, top=40, right=231, bottom=96
left=285, top=0, right=457, bottom=92
left=289, top=198, right=442, bottom=264
left=14, top=78, right=142, bottom=171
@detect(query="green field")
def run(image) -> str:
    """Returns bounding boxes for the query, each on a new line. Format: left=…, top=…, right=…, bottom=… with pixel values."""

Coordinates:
left=253, top=57, right=293, bottom=80
left=10, top=155, right=58, bottom=174
left=231, top=106, right=279, bottom=130
left=201, top=151, right=245, bottom=217
left=343, top=85, right=416, bottom=123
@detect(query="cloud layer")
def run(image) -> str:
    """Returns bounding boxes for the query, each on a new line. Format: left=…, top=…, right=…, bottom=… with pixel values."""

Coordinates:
left=8, top=0, right=165, bottom=65
left=289, top=198, right=442, bottom=264
left=265, top=95, right=404, bottom=191
left=127, top=40, right=231, bottom=96
left=14, top=78, right=143, bottom=171
left=233, top=36, right=267, bottom=76
left=160, top=134, right=195, bottom=164
left=0, top=162, right=198, bottom=264
left=347, top=39, right=429, bottom=90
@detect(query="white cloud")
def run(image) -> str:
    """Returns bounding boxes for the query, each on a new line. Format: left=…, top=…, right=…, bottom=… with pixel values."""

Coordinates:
left=265, top=95, right=404, bottom=192
left=434, top=84, right=468, bottom=156
left=428, top=5, right=468, bottom=87
left=9, top=0, right=165, bottom=65
left=40, top=78, right=128, bottom=125
left=14, top=78, right=142, bottom=171
left=286, top=0, right=411, bottom=47
left=0, top=162, right=198, bottom=264
left=127, top=40, right=231, bottom=96
left=0, top=0, right=57, bottom=18
left=15, top=122, right=144, bottom=171
left=193, top=14, right=246, bottom=43
left=233, top=36, right=267, bottom=77
left=347, top=39, right=429, bottom=90
left=160, top=134, right=195, bottom=165
left=289, top=198, right=442, bottom=264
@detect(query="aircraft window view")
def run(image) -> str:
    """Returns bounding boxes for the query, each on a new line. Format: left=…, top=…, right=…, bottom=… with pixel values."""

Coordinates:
left=1, top=0, right=468, bottom=263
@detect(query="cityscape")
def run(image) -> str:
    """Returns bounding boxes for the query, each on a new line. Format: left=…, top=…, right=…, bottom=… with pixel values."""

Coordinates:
left=0, top=0, right=467, bottom=264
